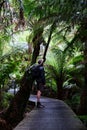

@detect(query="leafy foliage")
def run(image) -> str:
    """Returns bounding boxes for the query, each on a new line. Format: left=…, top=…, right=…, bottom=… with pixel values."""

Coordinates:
left=0, top=0, right=87, bottom=119
left=46, top=39, right=84, bottom=93
left=0, top=92, right=14, bottom=109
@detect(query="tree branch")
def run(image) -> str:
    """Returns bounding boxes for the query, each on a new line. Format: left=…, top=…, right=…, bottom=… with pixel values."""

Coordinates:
left=43, top=20, right=57, bottom=61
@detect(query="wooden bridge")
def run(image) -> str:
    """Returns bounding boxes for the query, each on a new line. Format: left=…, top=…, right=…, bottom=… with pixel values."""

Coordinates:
left=14, top=95, right=87, bottom=130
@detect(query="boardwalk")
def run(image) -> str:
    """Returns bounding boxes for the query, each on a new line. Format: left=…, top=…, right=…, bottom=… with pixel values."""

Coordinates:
left=14, top=95, right=87, bottom=130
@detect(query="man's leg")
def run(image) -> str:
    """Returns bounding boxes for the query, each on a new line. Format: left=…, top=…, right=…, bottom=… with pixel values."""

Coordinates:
left=36, top=83, right=44, bottom=108
left=37, top=90, right=41, bottom=103
left=36, top=90, right=44, bottom=108
left=36, top=90, right=43, bottom=108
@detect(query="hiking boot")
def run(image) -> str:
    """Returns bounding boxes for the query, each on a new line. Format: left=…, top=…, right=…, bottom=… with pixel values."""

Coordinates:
left=37, top=102, right=45, bottom=108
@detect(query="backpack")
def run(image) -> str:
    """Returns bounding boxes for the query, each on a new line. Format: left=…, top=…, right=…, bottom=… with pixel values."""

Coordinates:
left=30, top=64, right=40, bottom=79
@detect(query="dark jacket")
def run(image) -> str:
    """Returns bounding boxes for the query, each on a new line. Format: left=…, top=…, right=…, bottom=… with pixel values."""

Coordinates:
left=36, top=65, right=45, bottom=85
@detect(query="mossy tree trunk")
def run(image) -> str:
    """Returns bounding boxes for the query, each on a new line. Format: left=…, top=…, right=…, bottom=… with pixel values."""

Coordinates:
left=78, top=40, right=87, bottom=115
left=0, top=86, right=2, bottom=109
left=31, top=28, right=44, bottom=65
left=57, top=77, right=64, bottom=100
left=78, top=20, right=87, bottom=115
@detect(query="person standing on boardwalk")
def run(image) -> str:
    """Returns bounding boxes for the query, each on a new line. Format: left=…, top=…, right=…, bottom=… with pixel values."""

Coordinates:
left=30, top=59, right=46, bottom=108
left=35, top=59, right=46, bottom=108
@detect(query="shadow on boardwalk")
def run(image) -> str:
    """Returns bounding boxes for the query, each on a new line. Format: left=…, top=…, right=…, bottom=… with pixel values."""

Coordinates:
left=14, top=95, right=87, bottom=130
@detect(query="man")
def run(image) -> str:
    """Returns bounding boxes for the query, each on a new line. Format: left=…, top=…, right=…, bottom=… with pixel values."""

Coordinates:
left=35, top=59, right=45, bottom=108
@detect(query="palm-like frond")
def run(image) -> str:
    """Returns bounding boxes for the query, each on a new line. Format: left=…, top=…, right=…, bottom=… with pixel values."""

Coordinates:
left=52, top=48, right=66, bottom=73
left=46, top=50, right=65, bottom=83
left=46, top=43, right=84, bottom=89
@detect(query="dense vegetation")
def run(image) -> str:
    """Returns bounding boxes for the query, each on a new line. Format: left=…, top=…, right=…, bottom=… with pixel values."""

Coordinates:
left=0, top=0, right=87, bottom=129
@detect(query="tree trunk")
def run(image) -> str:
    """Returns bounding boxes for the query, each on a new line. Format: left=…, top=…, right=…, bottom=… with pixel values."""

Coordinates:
left=31, top=28, right=43, bottom=65
left=0, top=86, right=2, bottom=109
left=78, top=39, right=87, bottom=114
left=78, top=19, right=87, bottom=114
left=31, top=41, right=41, bottom=65
left=43, top=21, right=56, bottom=61
left=57, top=78, right=64, bottom=100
